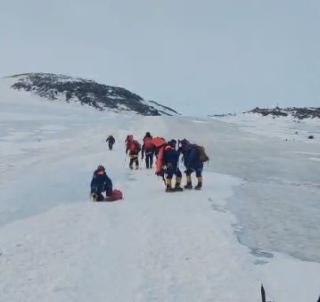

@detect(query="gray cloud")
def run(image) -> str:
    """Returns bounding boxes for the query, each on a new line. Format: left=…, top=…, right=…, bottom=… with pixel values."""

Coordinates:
left=1, top=0, right=320, bottom=115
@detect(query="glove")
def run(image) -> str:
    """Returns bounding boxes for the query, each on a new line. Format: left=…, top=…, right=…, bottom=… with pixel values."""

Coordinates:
left=90, top=192, right=97, bottom=200
left=155, top=170, right=164, bottom=177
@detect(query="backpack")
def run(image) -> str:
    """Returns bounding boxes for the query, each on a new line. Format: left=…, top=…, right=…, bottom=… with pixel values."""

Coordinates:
left=130, top=140, right=141, bottom=152
left=144, top=137, right=154, bottom=151
left=155, top=145, right=165, bottom=173
left=152, top=137, right=166, bottom=148
left=196, top=145, right=209, bottom=162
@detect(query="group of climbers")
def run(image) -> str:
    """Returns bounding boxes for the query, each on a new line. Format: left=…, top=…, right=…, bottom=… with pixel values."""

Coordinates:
left=154, top=137, right=208, bottom=192
left=123, top=132, right=209, bottom=192
left=90, top=131, right=209, bottom=201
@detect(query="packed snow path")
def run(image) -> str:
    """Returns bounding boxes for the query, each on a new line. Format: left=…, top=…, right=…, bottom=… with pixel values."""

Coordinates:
left=0, top=124, right=260, bottom=301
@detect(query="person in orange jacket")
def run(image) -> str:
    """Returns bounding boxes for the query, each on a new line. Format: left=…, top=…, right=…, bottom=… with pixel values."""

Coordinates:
left=155, top=139, right=183, bottom=192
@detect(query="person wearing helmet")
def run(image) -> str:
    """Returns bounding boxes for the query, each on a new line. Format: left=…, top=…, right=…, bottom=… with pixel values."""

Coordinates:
left=106, top=135, right=116, bottom=150
left=90, top=165, right=113, bottom=201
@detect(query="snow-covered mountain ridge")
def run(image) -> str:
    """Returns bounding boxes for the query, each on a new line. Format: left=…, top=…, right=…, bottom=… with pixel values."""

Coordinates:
left=6, top=73, right=179, bottom=116
left=210, top=107, right=320, bottom=142
left=210, top=106, right=320, bottom=119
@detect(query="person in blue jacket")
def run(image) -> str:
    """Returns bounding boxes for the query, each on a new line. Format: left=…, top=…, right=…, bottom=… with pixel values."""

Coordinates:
left=90, top=165, right=113, bottom=201
left=179, top=139, right=203, bottom=190
left=156, top=139, right=183, bottom=192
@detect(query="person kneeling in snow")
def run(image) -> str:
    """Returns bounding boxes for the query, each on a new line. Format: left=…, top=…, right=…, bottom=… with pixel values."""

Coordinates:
left=90, top=165, right=113, bottom=201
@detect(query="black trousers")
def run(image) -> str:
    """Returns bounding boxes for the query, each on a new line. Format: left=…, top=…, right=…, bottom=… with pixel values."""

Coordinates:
left=145, top=153, right=154, bottom=169
left=129, top=154, right=139, bottom=169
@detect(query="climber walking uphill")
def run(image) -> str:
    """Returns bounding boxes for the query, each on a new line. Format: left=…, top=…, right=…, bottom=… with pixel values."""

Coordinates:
left=125, top=135, right=141, bottom=170
left=141, top=132, right=155, bottom=169
left=154, top=138, right=183, bottom=192
left=179, top=139, right=209, bottom=190
left=90, top=165, right=123, bottom=201
left=106, top=135, right=116, bottom=150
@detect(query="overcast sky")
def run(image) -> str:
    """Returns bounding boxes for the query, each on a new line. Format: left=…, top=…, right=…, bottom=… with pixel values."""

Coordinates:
left=1, top=0, right=319, bottom=115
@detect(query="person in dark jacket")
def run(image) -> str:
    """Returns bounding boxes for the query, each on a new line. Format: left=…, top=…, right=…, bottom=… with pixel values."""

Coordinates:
left=179, top=139, right=203, bottom=190
left=106, top=135, right=116, bottom=150
left=156, top=139, right=183, bottom=192
left=90, top=165, right=113, bottom=201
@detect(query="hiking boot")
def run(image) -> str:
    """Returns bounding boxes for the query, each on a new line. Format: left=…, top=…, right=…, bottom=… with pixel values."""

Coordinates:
left=91, top=193, right=98, bottom=202
left=194, top=184, right=202, bottom=190
left=184, top=175, right=192, bottom=189
left=165, top=178, right=174, bottom=192
left=174, top=186, right=183, bottom=192
left=184, top=183, right=193, bottom=189
left=194, top=177, right=202, bottom=190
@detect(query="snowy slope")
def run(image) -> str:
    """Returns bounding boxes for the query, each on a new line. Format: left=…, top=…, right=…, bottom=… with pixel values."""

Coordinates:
left=1, top=92, right=320, bottom=301
left=211, top=112, right=320, bottom=143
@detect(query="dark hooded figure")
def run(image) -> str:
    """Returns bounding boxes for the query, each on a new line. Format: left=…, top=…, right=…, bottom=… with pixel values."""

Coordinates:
left=106, top=135, right=116, bottom=150
left=90, top=165, right=113, bottom=201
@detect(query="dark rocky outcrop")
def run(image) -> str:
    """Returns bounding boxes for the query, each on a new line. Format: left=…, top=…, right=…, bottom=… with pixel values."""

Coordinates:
left=9, top=73, right=179, bottom=116
left=210, top=107, right=320, bottom=120
left=249, top=107, right=320, bottom=119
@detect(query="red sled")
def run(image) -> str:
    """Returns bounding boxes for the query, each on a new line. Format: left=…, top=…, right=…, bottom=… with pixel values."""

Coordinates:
left=104, top=189, right=123, bottom=202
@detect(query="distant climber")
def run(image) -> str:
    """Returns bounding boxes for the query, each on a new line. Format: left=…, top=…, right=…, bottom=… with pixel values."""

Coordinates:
left=106, top=135, right=116, bottom=150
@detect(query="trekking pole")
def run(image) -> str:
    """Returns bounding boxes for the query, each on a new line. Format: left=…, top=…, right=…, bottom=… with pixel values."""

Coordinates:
left=162, top=173, right=166, bottom=186
left=123, top=153, right=128, bottom=168
left=261, top=284, right=266, bottom=302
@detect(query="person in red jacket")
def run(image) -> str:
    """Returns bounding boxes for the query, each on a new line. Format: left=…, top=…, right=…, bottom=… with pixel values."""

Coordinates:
left=141, top=132, right=155, bottom=169
left=125, top=136, right=141, bottom=170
